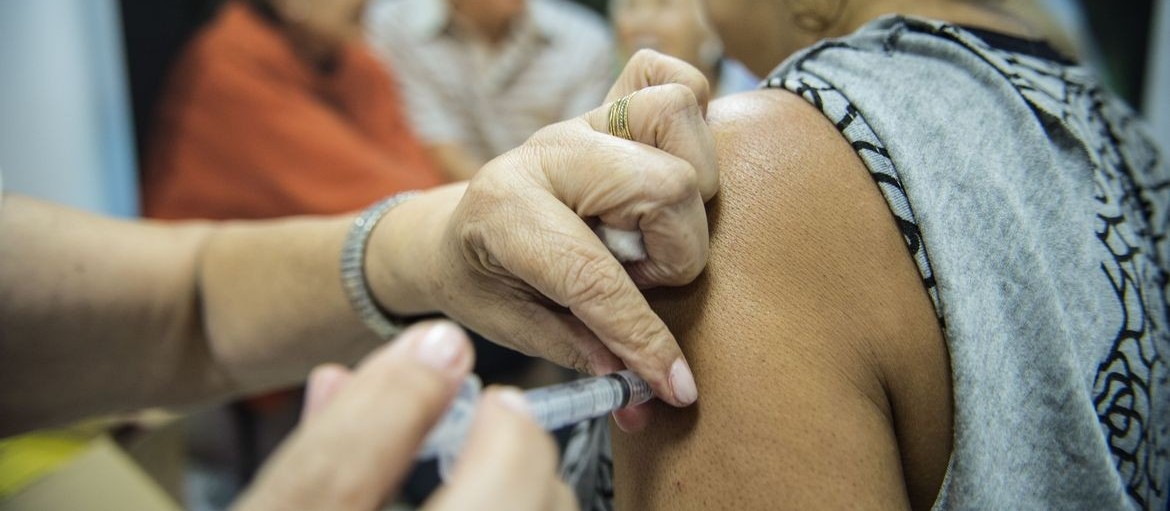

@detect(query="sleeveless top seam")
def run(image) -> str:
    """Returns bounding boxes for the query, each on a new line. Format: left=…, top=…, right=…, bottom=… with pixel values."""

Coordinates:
left=764, top=71, right=946, bottom=323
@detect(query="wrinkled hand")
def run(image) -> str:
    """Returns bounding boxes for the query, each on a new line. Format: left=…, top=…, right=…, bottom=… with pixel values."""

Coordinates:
left=601, top=49, right=717, bottom=201
left=383, top=51, right=714, bottom=421
left=234, top=322, right=574, bottom=511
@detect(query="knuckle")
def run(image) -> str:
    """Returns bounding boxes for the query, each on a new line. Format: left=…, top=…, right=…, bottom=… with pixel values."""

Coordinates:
left=525, top=121, right=566, bottom=148
left=455, top=193, right=530, bottom=279
left=664, top=229, right=709, bottom=285
left=460, top=183, right=508, bottom=229
left=644, top=158, right=699, bottom=204
left=674, top=249, right=707, bottom=283
left=653, top=82, right=700, bottom=117
left=564, top=350, right=591, bottom=375
left=658, top=82, right=698, bottom=105
left=566, top=344, right=611, bottom=375
left=653, top=257, right=702, bottom=287
left=699, top=163, right=720, bottom=200
left=623, top=315, right=669, bottom=359
left=559, top=343, right=592, bottom=375
left=563, top=250, right=627, bottom=308
left=630, top=48, right=661, bottom=68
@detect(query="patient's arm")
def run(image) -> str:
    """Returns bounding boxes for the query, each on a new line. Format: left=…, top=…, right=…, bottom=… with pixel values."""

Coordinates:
left=613, top=90, right=953, bottom=510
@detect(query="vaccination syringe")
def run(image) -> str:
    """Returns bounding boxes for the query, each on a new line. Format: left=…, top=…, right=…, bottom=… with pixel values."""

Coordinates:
left=417, top=371, right=654, bottom=477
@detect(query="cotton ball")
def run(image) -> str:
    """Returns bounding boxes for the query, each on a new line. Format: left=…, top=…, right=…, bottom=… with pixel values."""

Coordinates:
left=595, top=225, right=647, bottom=262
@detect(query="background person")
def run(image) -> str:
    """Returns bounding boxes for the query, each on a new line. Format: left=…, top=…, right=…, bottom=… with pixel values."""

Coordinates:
left=365, top=0, right=615, bottom=181
left=610, top=0, right=757, bottom=98
left=138, top=1, right=448, bottom=501
left=142, top=0, right=443, bottom=221
left=364, top=3, right=619, bottom=473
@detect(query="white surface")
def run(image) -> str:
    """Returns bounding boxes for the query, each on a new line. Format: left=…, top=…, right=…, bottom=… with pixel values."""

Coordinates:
left=0, top=0, right=139, bottom=216
left=595, top=225, right=647, bottom=262
left=1147, top=0, right=1170, bottom=154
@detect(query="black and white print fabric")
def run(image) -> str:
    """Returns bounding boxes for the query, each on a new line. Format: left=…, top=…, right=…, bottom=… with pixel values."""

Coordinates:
left=565, top=19, right=1168, bottom=510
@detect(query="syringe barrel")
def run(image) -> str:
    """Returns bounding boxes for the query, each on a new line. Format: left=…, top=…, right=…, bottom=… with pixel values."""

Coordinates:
left=523, top=370, right=653, bottom=431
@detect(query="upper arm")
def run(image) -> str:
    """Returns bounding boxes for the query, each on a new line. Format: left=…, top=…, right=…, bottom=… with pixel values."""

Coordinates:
left=612, top=90, right=952, bottom=509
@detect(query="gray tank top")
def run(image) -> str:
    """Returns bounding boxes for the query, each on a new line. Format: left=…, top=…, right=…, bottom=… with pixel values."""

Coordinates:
left=763, top=16, right=1169, bottom=509
left=567, top=16, right=1169, bottom=510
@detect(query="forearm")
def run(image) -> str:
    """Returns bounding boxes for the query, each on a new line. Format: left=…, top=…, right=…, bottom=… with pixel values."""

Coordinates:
left=0, top=196, right=431, bottom=435
left=0, top=197, right=223, bottom=434
left=191, top=185, right=468, bottom=406
left=196, top=215, right=385, bottom=396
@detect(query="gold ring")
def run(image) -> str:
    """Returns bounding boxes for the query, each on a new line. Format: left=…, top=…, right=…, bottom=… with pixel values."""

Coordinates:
left=607, top=90, right=639, bottom=141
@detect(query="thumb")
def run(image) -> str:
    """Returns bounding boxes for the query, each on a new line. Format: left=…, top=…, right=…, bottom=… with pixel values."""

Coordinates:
left=236, top=321, right=474, bottom=511
left=301, top=364, right=352, bottom=422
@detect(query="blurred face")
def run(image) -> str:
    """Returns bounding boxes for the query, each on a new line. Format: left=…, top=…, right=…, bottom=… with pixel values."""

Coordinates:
left=270, top=0, right=370, bottom=49
left=451, top=0, right=528, bottom=37
left=700, top=0, right=824, bottom=77
left=611, top=0, right=719, bottom=71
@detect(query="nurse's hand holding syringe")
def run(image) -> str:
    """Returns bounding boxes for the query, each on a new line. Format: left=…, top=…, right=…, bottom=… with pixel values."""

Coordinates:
left=418, top=370, right=656, bottom=479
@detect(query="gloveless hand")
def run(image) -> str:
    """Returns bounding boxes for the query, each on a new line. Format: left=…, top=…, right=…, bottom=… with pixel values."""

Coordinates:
left=370, top=51, right=716, bottom=427
left=234, top=322, right=574, bottom=510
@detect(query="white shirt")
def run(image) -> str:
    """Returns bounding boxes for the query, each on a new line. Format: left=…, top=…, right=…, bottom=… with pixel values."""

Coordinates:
left=366, top=0, right=615, bottom=163
left=716, top=58, right=760, bottom=98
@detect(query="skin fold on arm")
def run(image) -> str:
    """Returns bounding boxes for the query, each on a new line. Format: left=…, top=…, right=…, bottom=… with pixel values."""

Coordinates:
left=614, top=89, right=954, bottom=510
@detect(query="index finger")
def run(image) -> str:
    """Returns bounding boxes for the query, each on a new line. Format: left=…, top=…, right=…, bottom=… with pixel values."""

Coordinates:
left=478, top=184, right=698, bottom=408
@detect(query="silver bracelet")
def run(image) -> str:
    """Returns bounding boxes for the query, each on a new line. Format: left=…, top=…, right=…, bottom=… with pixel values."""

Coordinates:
left=340, top=191, right=421, bottom=339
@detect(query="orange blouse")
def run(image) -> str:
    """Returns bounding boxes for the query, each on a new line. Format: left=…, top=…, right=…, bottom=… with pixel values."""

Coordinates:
left=142, top=2, right=444, bottom=220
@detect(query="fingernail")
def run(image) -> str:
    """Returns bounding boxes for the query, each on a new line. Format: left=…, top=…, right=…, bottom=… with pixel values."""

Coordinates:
left=410, top=321, right=465, bottom=374
left=303, top=365, right=346, bottom=421
left=670, top=358, right=698, bottom=406
left=492, top=387, right=531, bottom=417
left=611, top=403, right=650, bottom=433
left=612, top=411, right=635, bottom=433
left=303, top=366, right=331, bottom=419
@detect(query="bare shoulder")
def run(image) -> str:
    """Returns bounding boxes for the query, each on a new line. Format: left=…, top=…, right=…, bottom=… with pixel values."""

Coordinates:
left=614, top=89, right=952, bottom=510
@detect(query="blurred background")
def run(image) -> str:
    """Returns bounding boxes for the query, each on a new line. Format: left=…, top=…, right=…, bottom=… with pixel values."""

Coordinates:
left=0, top=0, right=1167, bottom=509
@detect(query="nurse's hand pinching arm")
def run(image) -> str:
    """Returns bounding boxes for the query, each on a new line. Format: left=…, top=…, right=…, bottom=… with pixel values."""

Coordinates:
left=366, top=51, right=717, bottom=423
left=235, top=321, right=575, bottom=511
